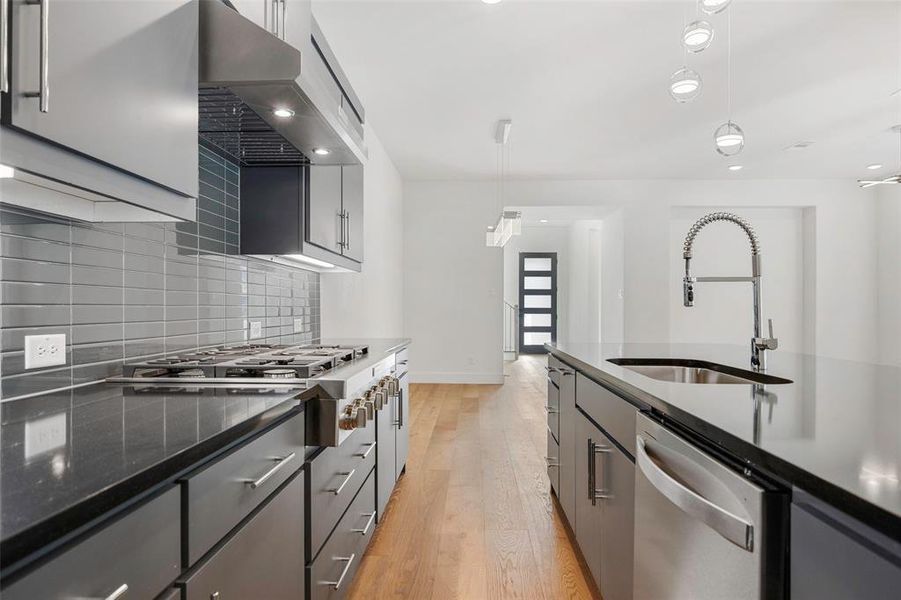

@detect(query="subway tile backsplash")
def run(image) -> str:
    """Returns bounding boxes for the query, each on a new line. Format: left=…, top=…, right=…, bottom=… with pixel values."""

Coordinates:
left=0, top=146, right=320, bottom=401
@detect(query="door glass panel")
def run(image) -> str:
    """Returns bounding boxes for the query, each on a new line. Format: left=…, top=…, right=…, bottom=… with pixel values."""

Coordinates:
left=524, top=276, right=552, bottom=290
left=524, top=313, right=552, bottom=327
left=524, top=332, right=552, bottom=346
left=524, top=258, right=552, bottom=271
left=523, top=295, right=552, bottom=308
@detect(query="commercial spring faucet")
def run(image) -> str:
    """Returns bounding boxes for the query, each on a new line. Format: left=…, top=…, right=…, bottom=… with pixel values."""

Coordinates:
left=682, top=212, right=778, bottom=371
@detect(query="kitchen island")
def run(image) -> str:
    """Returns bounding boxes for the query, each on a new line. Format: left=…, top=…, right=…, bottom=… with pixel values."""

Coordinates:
left=546, top=341, right=900, bottom=600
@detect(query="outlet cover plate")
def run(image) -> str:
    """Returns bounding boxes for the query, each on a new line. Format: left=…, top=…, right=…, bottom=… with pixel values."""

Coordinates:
left=293, top=318, right=304, bottom=333
left=24, top=334, right=67, bottom=369
left=249, top=321, right=262, bottom=339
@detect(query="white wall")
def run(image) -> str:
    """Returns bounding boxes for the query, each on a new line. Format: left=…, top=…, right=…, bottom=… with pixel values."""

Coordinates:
left=320, top=127, right=404, bottom=338
left=404, top=178, right=887, bottom=382
left=403, top=181, right=503, bottom=383
left=876, top=186, right=901, bottom=367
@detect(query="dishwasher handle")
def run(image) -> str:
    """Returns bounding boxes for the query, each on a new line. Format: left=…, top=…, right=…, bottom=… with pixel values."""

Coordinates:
left=636, top=435, right=754, bottom=552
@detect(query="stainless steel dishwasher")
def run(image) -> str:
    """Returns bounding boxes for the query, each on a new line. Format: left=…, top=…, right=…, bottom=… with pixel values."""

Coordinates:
left=633, top=413, right=787, bottom=600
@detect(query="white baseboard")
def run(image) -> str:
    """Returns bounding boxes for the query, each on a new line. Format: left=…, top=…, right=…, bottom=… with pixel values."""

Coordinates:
left=410, top=371, right=505, bottom=385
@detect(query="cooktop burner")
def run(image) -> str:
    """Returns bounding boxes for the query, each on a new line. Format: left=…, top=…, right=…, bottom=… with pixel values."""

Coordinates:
left=121, top=343, right=368, bottom=380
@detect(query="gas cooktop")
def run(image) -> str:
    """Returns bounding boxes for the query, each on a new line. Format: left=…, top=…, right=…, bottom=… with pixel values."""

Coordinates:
left=120, top=343, right=369, bottom=380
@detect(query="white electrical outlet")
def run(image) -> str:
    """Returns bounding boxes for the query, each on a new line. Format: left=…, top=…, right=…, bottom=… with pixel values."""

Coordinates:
left=24, top=334, right=67, bottom=369
left=293, top=318, right=304, bottom=333
left=249, top=321, right=262, bottom=339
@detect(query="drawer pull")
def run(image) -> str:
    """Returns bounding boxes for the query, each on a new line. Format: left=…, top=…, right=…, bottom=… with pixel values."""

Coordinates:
left=329, top=469, right=356, bottom=495
left=544, top=405, right=559, bottom=414
left=98, top=584, right=129, bottom=600
left=356, top=442, right=377, bottom=459
left=244, top=452, right=296, bottom=489
left=351, top=511, right=377, bottom=536
left=320, top=553, right=356, bottom=590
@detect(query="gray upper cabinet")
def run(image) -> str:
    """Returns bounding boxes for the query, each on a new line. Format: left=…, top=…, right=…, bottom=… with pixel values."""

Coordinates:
left=308, top=165, right=344, bottom=254
left=306, top=164, right=364, bottom=264
left=342, top=164, right=364, bottom=262
left=230, top=0, right=310, bottom=53
left=3, top=0, right=198, bottom=219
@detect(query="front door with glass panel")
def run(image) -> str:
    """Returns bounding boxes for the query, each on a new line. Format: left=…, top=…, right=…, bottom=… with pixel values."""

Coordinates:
left=519, top=252, right=557, bottom=354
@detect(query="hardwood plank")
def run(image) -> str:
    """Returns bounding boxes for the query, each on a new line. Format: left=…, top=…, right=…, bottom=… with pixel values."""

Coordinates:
left=347, top=355, right=598, bottom=600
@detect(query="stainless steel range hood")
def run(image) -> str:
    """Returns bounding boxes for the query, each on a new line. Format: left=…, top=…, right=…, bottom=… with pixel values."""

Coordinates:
left=198, top=0, right=366, bottom=167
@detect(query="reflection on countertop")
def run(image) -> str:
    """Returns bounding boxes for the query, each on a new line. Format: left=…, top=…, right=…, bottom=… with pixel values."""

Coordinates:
left=0, top=382, right=307, bottom=563
left=547, top=342, right=900, bottom=537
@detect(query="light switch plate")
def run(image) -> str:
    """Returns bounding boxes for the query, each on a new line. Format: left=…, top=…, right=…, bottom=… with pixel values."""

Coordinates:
left=249, top=321, right=262, bottom=339
left=24, top=334, right=67, bottom=369
left=293, top=318, right=304, bottom=333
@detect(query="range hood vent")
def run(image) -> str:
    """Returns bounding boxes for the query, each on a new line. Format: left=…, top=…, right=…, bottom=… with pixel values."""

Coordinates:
left=198, top=0, right=365, bottom=167
left=199, top=88, right=309, bottom=166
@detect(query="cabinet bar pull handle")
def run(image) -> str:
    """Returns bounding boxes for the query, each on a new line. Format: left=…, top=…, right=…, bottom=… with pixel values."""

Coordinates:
left=244, top=452, right=295, bottom=489
left=320, top=554, right=356, bottom=590
left=544, top=405, right=559, bottom=414
left=103, top=583, right=129, bottom=600
left=357, top=441, right=376, bottom=459
left=545, top=456, right=559, bottom=468
left=593, top=443, right=613, bottom=502
left=24, top=0, right=48, bottom=112
left=330, top=469, right=356, bottom=495
left=345, top=210, right=351, bottom=250
left=351, top=511, right=377, bottom=535
left=1, top=0, right=8, bottom=93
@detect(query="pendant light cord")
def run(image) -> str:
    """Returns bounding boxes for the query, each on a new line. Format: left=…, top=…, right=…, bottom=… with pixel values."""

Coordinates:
left=727, top=10, right=733, bottom=120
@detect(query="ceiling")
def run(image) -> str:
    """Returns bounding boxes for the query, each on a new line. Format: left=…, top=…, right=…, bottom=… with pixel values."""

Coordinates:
left=313, top=1, right=901, bottom=181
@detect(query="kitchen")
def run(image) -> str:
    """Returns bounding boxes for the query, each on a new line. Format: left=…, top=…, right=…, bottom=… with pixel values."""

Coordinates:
left=0, top=0, right=899, bottom=599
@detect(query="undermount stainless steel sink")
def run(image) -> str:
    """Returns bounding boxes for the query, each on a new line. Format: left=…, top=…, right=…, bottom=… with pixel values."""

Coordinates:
left=607, top=358, right=793, bottom=385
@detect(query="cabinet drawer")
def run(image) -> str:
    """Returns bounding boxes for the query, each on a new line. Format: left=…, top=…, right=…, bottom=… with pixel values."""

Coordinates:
left=309, top=469, right=377, bottom=600
left=4, top=487, right=180, bottom=600
left=577, top=373, right=637, bottom=455
left=547, top=431, right=560, bottom=496
left=183, top=412, right=304, bottom=565
left=308, top=421, right=376, bottom=558
left=182, top=474, right=305, bottom=600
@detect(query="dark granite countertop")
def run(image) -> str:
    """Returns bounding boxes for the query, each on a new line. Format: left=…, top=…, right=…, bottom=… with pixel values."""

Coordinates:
left=547, top=342, right=901, bottom=540
left=0, top=381, right=313, bottom=572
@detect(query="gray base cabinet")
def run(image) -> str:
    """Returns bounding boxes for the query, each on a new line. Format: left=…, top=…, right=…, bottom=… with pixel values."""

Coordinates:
left=791, top=489, right=901, bottom=600
left=180, top=474, right=305, bottom=600
left=557, top=362, right=577, bottom=527
left=3, top=487, right=181, bottom=600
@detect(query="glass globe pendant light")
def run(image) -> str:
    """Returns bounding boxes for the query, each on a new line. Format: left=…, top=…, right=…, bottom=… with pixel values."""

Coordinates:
left=699, top=0, right=732, bottom=15
left=682, top=20, right=714, bottom=53
left=670, top=67, right=702, bottom=102
left=714, top=121, right=744, bottom=156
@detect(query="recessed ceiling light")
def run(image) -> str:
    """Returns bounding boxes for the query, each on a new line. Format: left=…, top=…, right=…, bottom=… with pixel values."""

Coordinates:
left=867, top=164, right=883, bottom=170
left=728, top=165, right=743, bottom=171
left=540, top=219, right=549, bottom=223
left=682, top=20, right=714, bottom=53
left=699, top=0, right=732, bottom=14
left=481, top=0, right=502, bottom=4
left=312, top=148, right=330, bottom=156
left=0, top=164, right=15, bottom=178
left=273, top=108, right=294, bottom=118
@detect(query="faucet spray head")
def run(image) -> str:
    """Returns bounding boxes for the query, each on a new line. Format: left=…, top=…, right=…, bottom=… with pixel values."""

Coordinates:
left=683, top=279, right=694, bottom=307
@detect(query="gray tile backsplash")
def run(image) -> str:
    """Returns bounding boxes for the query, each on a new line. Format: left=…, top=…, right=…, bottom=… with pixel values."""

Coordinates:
left=0, top=146, right=320, bottom=401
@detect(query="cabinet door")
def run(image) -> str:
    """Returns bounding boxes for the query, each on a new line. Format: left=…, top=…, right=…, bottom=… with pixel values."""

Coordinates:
left=308, top=165, right=344, bottom=254
left=8, top=0, right=198, bottom=197
left=598, top=428, right=635, bottom=600
left=182, top=474, right=305, bottom=600
left=558, top=367, right=576, bottom=526
left=546, top=377, right=560, bottom=444
left=575, top=412, right=602, bottom=587
left=341, top=165, right=364, bottom=262
left=376, top=392, right=396, bottom=520
left=394, top=372, right=410, bottom=480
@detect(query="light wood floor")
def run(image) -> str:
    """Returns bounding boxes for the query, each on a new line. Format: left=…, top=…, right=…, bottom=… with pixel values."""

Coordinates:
left=347, top=355, right=599, bottom=600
